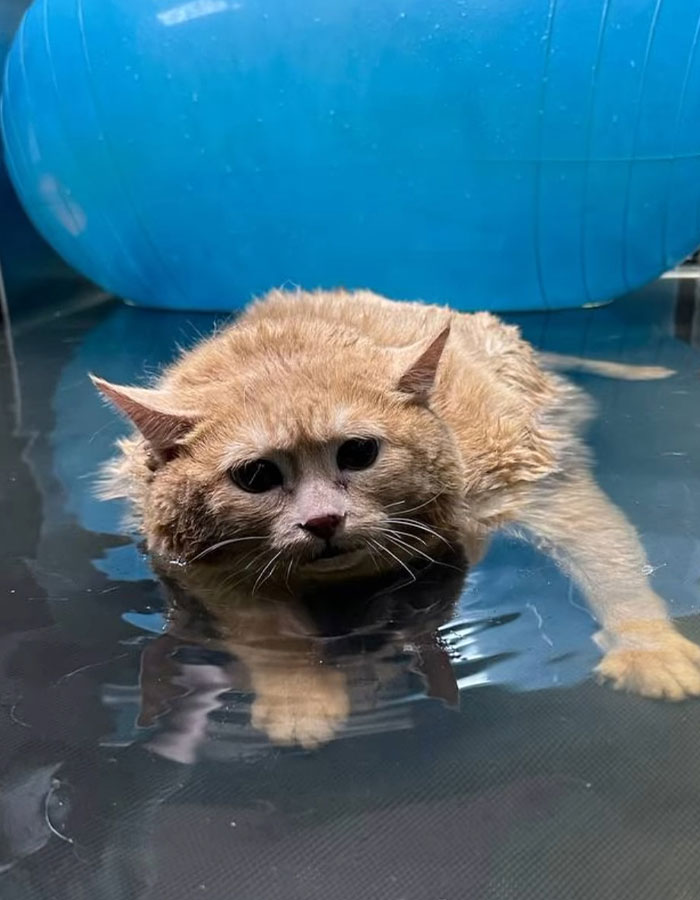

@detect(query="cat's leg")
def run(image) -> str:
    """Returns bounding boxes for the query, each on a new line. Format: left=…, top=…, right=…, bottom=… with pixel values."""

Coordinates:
left=515, top=473, right=700, bottom=700
left=247, top=659, right=349, bottom=749
left=226, top=605, right=350, bottom=749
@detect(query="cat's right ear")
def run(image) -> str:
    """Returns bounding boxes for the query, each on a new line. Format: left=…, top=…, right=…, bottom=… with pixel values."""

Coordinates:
left=90, top=375, right=198, bottom=460
left=395, top=324, right=451, bottom=403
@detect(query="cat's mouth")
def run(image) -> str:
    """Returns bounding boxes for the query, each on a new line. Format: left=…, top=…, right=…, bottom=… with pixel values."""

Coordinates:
left=302, top=544, right=366, bottom=573
left=318, top=545, right=345, bottom=561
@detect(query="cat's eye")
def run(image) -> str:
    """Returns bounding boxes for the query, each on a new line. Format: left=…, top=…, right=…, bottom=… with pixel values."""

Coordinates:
left=230, top=459, right=283, bottom=493
left=337, top=437, right=380, bottom=471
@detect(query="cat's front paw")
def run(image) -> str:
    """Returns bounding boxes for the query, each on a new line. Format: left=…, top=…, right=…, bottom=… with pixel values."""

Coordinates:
left=251, top=666, right=350, bottom=749
left=596, top=621, right=700, bottom=701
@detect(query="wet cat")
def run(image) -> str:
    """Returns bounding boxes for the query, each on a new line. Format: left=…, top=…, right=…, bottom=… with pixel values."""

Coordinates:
left=94, top=289, right=700, bottom=716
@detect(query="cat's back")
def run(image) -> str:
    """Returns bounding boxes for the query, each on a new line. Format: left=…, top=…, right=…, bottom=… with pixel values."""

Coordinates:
left=242, top=289, right=533, bottom=361
left=164, top=289, right=546, bottom=404
left=163, top=289, right=423, bottom=391
left=239, top=288, right=443, bottom=348
left=242, top=289, right=548, bottom=394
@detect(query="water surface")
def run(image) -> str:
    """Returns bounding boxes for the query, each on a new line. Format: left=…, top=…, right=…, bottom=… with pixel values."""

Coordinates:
left=1, top=281, right=699, bottom=899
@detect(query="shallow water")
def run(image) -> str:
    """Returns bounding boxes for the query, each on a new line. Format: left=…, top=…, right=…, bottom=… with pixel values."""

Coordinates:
left=1, top=281, right=700, bottom=899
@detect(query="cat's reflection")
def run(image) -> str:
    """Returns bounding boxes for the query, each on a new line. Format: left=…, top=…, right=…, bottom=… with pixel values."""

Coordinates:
left=0, top=557, right=467, bottom=890
left=140, top=551, right=469, bottom=753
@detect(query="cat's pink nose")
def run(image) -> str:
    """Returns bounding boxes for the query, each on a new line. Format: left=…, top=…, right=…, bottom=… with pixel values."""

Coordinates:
left=301, top=514, right=344, bottom=541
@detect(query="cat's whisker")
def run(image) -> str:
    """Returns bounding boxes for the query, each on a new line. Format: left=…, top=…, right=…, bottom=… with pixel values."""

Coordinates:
left=251, top=549, right=284, bottom=597
left=256, top=564, right=279, bottom=596
left=216, top=546, right=281, bottom=594
left=382, top=530, right=437, bottom=564
left=386, top=517, right=453, bottom=548
left=190, top=535, right=266, bottom=562
left=365, top=542, right=382, bottom=572
left=220, top=568, right=258, bottom=592
left=262, top=554, right=285, bottom=593
left=382, top=531, right=462, bottom=572
left=250, top=552, right=276, bottom=591
left=214, top=553, right=265, bottom=593
left=245, top=549, right=271, bottom=571
left=382, top=530, right=448, bottom=569
left=367, top=538, right=391, bottom=574
left=284, top=555, right=296, bottom=589
left=369, top=538, right=417, bottom=584
left=383, top=527, right=429, bottom=547
left=213, top=545, right=260, bottom=579
left=391, top=491, right=446, bottom=518
left=218, top=549, right=265, bottom=590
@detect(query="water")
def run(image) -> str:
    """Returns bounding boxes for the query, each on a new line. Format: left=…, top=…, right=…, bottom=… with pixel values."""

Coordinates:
left=1, top=280, right=700, bottom=898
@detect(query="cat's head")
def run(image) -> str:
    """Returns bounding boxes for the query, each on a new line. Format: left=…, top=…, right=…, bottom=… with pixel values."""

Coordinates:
left=93, top=326, right=465, bottom=588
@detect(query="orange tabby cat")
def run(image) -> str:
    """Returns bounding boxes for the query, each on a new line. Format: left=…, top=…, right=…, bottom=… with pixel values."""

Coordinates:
left=94, top=289, right=700, bottom=704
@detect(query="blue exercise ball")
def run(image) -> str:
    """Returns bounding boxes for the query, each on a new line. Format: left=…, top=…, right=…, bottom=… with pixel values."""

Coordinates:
left=3, top=0, right=700, bottom=312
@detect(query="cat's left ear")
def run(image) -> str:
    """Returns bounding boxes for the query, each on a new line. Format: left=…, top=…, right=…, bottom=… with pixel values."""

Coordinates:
left=91, top=375, right=199, bottom=460
left=395, top=324, right=451, bottom=403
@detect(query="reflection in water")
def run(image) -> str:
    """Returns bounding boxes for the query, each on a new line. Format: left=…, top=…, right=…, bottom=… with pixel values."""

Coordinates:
left=0, top=554, right=473, bottom=892
left=143, top=551, right=469, bottom=753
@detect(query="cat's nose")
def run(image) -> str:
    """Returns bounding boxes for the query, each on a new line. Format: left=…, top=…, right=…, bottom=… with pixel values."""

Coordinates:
left=300, top=514, right=344, bottom=541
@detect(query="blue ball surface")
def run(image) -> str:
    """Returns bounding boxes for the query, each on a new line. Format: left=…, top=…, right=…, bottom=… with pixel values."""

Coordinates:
left=3, top=0, right=700, bottom=310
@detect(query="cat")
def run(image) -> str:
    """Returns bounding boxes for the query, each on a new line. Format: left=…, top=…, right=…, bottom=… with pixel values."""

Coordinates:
left=93, top=288, right=700, bottom=727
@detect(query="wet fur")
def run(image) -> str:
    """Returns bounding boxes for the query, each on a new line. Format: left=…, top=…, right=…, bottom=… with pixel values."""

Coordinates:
left=98, top=290, right=583, bottom=564
left=94, top=290, right=700, bottom=745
